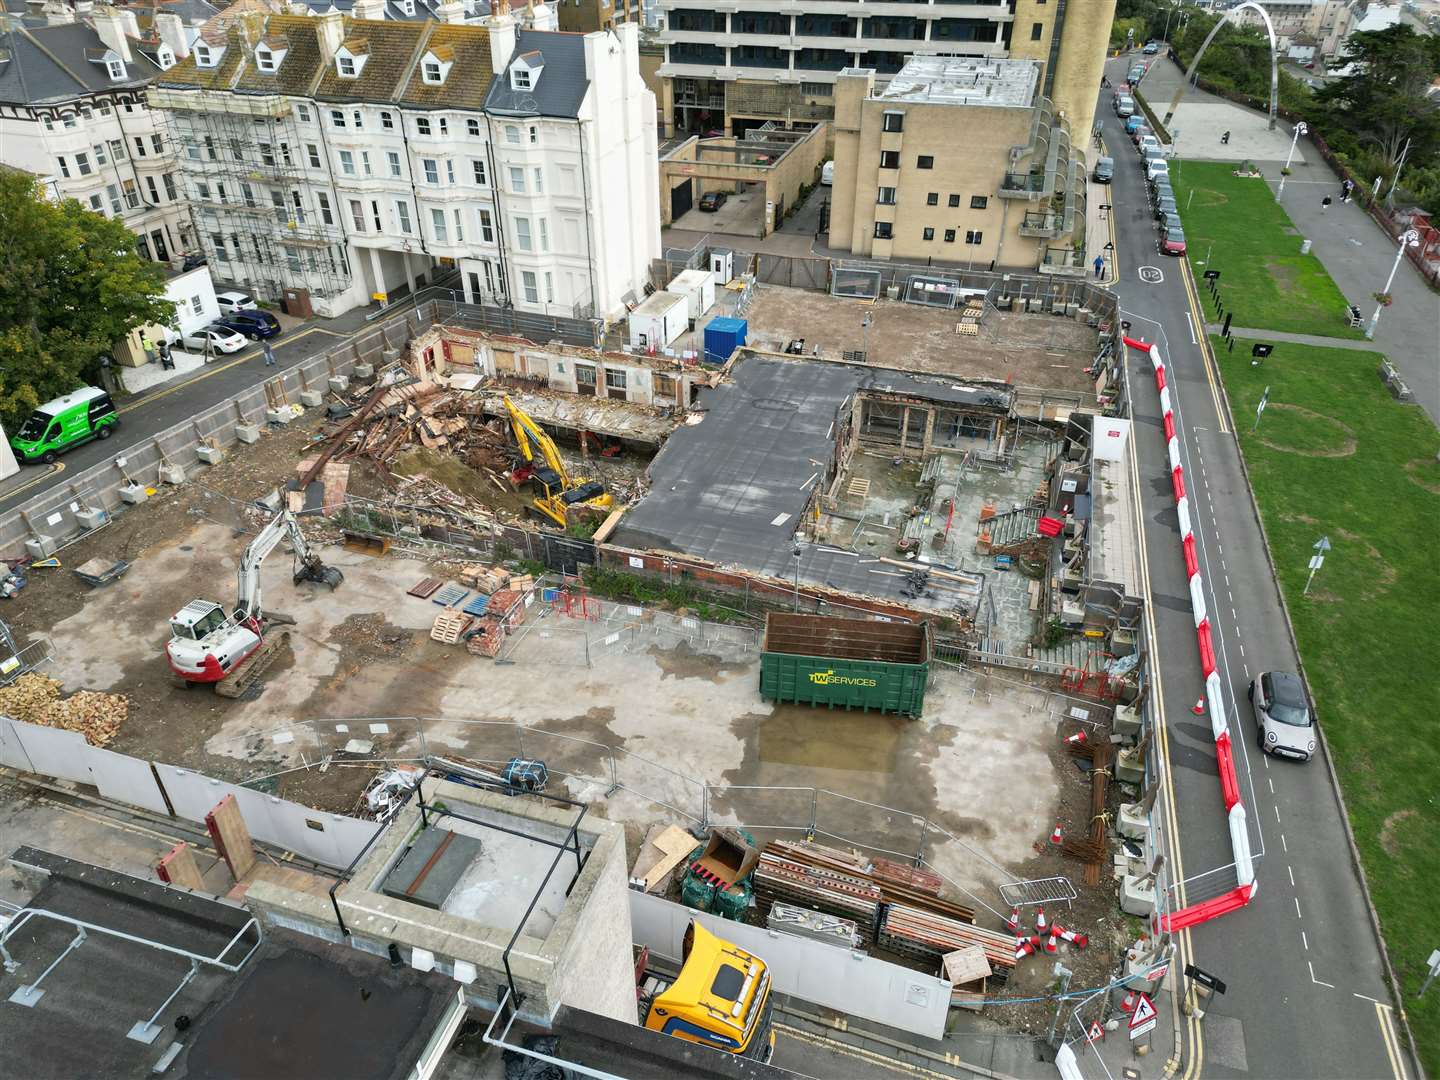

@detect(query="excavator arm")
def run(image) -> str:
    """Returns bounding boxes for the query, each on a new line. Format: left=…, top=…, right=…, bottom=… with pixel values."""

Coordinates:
left=503, top=395, right=573, bottom=491
left=234, top=509, right=342, bottom=621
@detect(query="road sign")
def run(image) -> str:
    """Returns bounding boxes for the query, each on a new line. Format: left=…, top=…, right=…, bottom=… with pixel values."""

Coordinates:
left=1308, top=554, right=1325, bottom=570
left=1314, top=536, right=1331, bottom=552
left=1128, top=992, right=1158, bottom=1039
left=1088, top=1020, right=1105, bottom=1043
left=1184, top=964, right=1227, bottom=995
left=1203, top=269, right=1221, bottom=281
left=1138, top=265, right=1165, bottom=284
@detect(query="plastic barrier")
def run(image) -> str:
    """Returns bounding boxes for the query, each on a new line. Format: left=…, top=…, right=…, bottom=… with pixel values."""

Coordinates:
left=1229, top=804, right=1256, bottom=887
left=1161, top=885, right=1254, bottom=932
left=1183, top=535, right=1199, bottom=578
left=1189, top=576, right=1208, bottom=625
left=1196, top=620, right=1217, bottom=677
left=1216, top=734, right=1241, bottom=811
left=1172, top=466, right=1186, bottom=502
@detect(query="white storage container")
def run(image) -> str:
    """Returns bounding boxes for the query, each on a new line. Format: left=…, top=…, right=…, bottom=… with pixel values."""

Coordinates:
left=627, top=291, right=689, bottom=350
left=667, top=268, right=717, bottom=322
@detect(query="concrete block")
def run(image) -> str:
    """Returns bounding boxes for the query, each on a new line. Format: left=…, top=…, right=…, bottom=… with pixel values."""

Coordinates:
left=234, top=423, right=261, bottom=444
left=1118, top=801, right=1150, bottom=840
left=1113, top=703, right=1142, bottom=738
left=1115, top=745, right=1145, bottom=785
left=257, top=489, right=283, bottom=512
left=196, top=445, right=224, bottom=465
left=353, top=362, right=374, bottom=379
left=75, top=508, right=108, bottom=531
left=266, top=408, right=293, bottom=425
left=299, top=390, right=324, bottom=407
left=159, top=464, right=186, bottom=486
left=25, top=535, right=57, bottom=559
left=119, top=484, right=148, bottom=505
left=1120, top=874, right=1157, bottom=916
left=328, top=376, right=350, bottom=394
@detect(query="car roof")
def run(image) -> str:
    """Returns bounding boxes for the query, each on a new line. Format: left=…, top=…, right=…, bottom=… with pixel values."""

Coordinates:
left=1166, top=228, right=1185, bottom=239
left=1269, top=671, right=1306, bottom=705
left=1097, top=156, right=1113, bottom=167
left=217, top=290, right=252, bottom=301
left=36, top=386, right=107, bottom=413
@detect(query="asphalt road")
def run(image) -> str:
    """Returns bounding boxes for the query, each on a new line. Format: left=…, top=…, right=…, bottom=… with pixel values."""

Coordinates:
left=1097, top=60, right=1414, bottom=1080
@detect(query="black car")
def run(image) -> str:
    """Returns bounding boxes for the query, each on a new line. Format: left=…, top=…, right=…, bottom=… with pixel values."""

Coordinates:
left=698, top=191, right=728, bottom=212
left=181, top=252, right=208, bottom=271
left=216, top=309, right=281, bottom=340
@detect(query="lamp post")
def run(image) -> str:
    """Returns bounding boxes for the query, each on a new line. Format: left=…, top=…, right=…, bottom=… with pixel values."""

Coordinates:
left=1162, top=0, right=1180, bottom=44
left=861, top=311, right=872, bottom=361
left=1366, top=229, right=1420, bottom=340
left=792, top=545, right=803, bottom=612
left=1275, top=121, right=1307, bottom=201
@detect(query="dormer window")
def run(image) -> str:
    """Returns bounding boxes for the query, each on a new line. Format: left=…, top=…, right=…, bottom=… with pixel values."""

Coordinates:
left=107, top=59, right=125, bottom=80
left=510, top=51, right=543, bottom=92
left=419, top=48, right=453, bottom=85
left=194, top=43, right=223, bottom=68
left=335, top=42, right=370, bottom=78
left=397, top=0, right=415, bottom=14
left=255, top=42, right=287, bottom=72
left=157, top=45, right=174, bottom=70
left=423, top=60, right=442, bottom=83
left=512, top=68, right=530, bottom=90
left=338, top=55, right=355, bottom=76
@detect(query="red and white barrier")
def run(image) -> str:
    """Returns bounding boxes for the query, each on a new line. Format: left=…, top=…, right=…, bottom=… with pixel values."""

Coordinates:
left=1121, top=335, right=1257, bottom=932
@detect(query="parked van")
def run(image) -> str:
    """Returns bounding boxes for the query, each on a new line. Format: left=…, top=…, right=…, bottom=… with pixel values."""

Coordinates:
left=1093, top=156, right=1115, bottom=183
left=821, top=160, right=834, bottom=186
left=10, top=387, right=118, bottom=464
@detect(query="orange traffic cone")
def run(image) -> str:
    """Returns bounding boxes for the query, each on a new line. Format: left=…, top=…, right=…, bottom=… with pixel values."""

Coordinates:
left=1015, top=936, right=1037, bottom=960
left=1043, top=928, right=1058, bottom=953
left=1055, top=926, right=1090, bottom=950
left=1050, top=823, right=1064, bottom=845
left=1191, top=696, right=1206, bottom=715
left=1036, top=908, right=1047, bottom=935
left=1006, top=907, right=1020, bottom=933
left=1121, top=990, right=1136, bottom=1012
left=1065, top=729, right=1087, bottom=745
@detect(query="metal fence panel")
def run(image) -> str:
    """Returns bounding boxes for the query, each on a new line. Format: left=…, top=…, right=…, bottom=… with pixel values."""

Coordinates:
left=831, top=266, right=882, bottom=300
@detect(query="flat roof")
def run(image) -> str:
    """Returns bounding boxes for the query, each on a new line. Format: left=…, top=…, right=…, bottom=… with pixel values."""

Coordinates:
left=877, top=56, right=1040, bottom=108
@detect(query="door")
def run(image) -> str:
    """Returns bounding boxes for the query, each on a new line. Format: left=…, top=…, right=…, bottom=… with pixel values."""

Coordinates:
left=150, top=230, right=169, bottom=262
left=670, top=179, right=693, bottom=221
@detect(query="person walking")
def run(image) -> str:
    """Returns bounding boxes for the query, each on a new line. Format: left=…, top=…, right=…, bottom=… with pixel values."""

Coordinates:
left=1221, top=130, right=1231, bottom=145
left=262, top=340, right=277, bottom=367
left=1093, top=254, right=1105, bottom=279
left=1341, top=178, right=1354, bottom=203
left=141, top=331, right=157, bottom=364
left=158, top=338, right=173, bottom=371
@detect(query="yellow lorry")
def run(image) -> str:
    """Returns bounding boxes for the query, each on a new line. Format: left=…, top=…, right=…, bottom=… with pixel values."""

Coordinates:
left=642, top=920, right=775, bottom=1062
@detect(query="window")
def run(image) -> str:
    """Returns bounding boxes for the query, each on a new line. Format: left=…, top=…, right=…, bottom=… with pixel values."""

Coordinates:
left=107, top=184, right=122, bottom=214
left=260, top=142, right=275, bottom=167
left=965, top=229, right=984, bottom=244
left=431, top=207, right=448, bottom=243
left=453, top=208, right=464, bottom=242
left=279, top=142, right=291, bottom=166
left=423, top=159, right=439, bottom=184
left=505, top=124, right=520, bottom=145
left=107, top=58, right=124, bottom=79
left=62, top=114, right=77, bottom=128
left=423, top=60, right=443, bottom=83
left=509, top=166, right=525, bottom=193
left=109, top=139, right=124, bottom=161
left=416, top=117, right=431, bottom=136
left=147, top=176, right=160, bottom=202
left=948, top=194, right=960, bottom=208
left=515, top=216, right=532, bottom=251
left=529, top=125, right=538, bottom=145
left=388, top=151, right=402, bottom=177
left=944, top=228, right=956, bottom=243
left=318, top=192, right=333, bottom=224
left=331, top=109, right=345, bottom=128
left=338, top=55, right=356, bottom=77
left=513, top=68, right=531, bottom=91
left=256, top=50, right=275, bottom=72
left=270, top=189, right=286, bottom=222
left=446, top=160, right=456, bottom=184
left=467, top=118, right=480, bottom=137
left=57, top=157, right=70, bottom=179
left=882, top=111, right=904, bottom=133
left=190, top=295, right=204, bottom=316
left=194, top=44, right=212, bottom=66
left=307, top=144, right=321, bottom=168
left=538, top=218, right=549, bottom=251
left=196, top=180, right=211, bottom=201
left=801, top=82, right=831, bottom=97
left=472, top=159, right=487, bottom=185
left=291, top=190, right=305, bottom=223
left=879, top=150, right=899, bottom=169
left=1030, top=21, right=1043, bottom=40
left=874, top=221, right=893, bottom=240
left=284, top=245, right=301, bottom=272
left=89, top=194, right=104, bottom=213
left=339, top=150, right=355, bottom=176
left=297, top=103, right=310, bottom=122
left=134, top=137, right=147, bottom=158
left=917, top=155, right=934, bottom=169
left=75, top=152, right=93, bottom=176
left=605, top=367, right=627, bottom=391
left=533, top=167, right=544, bottom=194
left=164, top=173, right=177, bottom=200
left=380, top=111, right=393, bottom=130
left=396, top=200, right=412, bottom=234
left=970, top=195, right=988, bottom=209
left=922, top=226, right=935, bottom=241
left=438, top=117, right=448, bottom=136
left=349, top=200, right=364, bottom=231
left=478, top=208, right=494, bottom=243
left=370, top=200, right=381, bottom=231
left=877, top=187, right=896, bottom=205
left=926, top=192, right=938, bottom=206
left=521, top=270, right=538, bottom=304
left=210, top=233, right=229, bottom=261
left=98, top=103, right=111, bottom=116
left=352, top=110, right=363, bottom=129
left=361, top=150, right=372, bottom=176
left=241, top=181, right=256, bottom=206
left=93, top=143, right=108, bottom=166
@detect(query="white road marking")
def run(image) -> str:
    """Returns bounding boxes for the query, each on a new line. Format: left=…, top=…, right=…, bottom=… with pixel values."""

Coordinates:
left=1275, top=804, right=1282, bottom=823
left=1243, top=663, right=1250, bottom=678
left=1185, top=311, right=1198, bottom=344
left=1295, top=897, right=1303, bottom=919
left=1302, top=930, right=1309, bottom=950
left=1239, top=643, right=1246, bottom=657
left=1287, top=864, right=1294, bottom=886
left=1269, top=777, right=1276, bottom=795
left=1354, top=992, right=1385, bottom=1005
left=1281, top=833, right=1287, bottom=851
left=1310, top=963, right=1336, bottom=988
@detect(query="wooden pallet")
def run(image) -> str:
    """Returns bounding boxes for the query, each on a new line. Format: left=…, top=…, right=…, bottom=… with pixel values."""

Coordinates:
left=430, top=610, right=471, bottom=645
left=407, top=577, right=443, bottom=599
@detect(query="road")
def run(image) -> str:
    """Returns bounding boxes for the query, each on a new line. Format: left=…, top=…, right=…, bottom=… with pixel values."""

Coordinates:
left=1097, top=59, right=1414, bottom=1080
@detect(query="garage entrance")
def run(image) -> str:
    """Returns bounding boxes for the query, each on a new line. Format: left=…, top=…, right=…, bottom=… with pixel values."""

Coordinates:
left=670, top=179, right=693, bottom=221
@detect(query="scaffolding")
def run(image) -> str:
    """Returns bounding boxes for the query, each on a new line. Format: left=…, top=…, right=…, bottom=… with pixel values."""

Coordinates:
left=147, top=88, right=352, bottom=305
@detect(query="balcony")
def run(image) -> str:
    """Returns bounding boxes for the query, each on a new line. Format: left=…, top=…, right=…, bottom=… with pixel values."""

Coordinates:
left=999, top=171, right=1046, bottom=199
left=1038, top=247, right=1087, bottom=277
left=1018, top=210, right=1062, bottom=238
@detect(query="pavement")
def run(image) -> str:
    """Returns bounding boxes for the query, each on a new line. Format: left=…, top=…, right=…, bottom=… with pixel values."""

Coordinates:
left=1096, top=50, right=1417, bottom=1080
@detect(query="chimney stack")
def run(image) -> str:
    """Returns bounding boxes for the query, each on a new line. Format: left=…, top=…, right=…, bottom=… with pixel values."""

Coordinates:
left=154, top=12, right=189, bottom=58
left=350, top=0, right=384, bottom=19
left=92, top=6, right=134, bottom=59
left=316, top=9, right=345, bottom=63
left=436, top=0, right=466, bottom=23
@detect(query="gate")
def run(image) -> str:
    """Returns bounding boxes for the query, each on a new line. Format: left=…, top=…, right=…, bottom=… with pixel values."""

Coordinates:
left=669, top=179, right=693, bottom=220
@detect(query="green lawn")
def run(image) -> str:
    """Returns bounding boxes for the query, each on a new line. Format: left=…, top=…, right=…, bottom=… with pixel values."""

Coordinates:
left=1173, top=161, right=1365, bottom=339
left=1217, top=337, right=1440, bottom=1074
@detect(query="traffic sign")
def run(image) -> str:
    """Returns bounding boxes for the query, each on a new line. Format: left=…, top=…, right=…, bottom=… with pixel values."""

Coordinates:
left=1088, top=1020, right=1105, bottom=1043
left=1314, top=536, right=1332, bottom=552
left=1128, top=992, right=1158, bottom=1039
left=1184, top=964, right=1227, bottom=995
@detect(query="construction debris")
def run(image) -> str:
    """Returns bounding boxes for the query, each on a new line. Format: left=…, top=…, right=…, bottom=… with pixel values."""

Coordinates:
left=767, top=902, right=861, bottom=948
left=630, top=824, right=698, bottom=894
left=0, top=674, right=127, bottom=747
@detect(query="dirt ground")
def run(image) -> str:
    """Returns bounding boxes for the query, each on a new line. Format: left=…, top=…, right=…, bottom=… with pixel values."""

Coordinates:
left=743, top=286, right=1101, bottom=394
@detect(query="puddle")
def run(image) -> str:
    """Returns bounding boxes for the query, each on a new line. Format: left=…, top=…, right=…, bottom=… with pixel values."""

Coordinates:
left=753, top=705, right=907, bottom=774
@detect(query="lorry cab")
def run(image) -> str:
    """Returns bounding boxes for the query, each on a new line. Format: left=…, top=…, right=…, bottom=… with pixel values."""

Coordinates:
left=11, top=387, right=117, bottom=464
left=643, top=921, right=775, bottom=1061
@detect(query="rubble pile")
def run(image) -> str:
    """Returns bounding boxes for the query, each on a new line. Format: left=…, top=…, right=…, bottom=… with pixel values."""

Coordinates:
left=0, top=674, right=127, bottom=747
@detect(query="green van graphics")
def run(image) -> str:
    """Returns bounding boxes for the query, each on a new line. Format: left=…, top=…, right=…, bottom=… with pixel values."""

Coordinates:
left=10, top=387, right=118, bottom=464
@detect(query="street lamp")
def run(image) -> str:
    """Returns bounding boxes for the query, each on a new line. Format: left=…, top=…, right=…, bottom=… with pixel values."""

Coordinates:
left=791, top=545, right=803, bottom=611
left=861, top=312, right=872, bottom=361
left=1162, top=0, right=1180, bottom=44
left=1366, top=229, right=1420, bottom=339
left=1275, top=121, right=1308, bottom=201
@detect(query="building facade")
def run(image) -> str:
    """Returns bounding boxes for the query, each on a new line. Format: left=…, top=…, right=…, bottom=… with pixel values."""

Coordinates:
left=654, top=0, right=1114, bottom=151
left=149, top=9, right=658, bottom=320
left=827, top=57, right=1085, bottom=274
left=0, top=5, right=195, bottom=261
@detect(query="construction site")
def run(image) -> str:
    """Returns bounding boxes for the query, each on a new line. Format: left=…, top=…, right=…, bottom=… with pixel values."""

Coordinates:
left=0, top=269, right=1170, bottom=1077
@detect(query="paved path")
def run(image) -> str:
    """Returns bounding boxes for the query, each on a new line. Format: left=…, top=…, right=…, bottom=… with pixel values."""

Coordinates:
left=1204, top=325, right=1393, bottom=352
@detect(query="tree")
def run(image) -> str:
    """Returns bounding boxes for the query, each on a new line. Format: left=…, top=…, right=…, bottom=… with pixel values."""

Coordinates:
left=1314, top=25, right=1440, bottom=172
left=0, top=170, right=175, bottom=424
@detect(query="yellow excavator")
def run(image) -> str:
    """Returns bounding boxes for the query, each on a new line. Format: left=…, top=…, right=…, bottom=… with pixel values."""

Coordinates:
left=501, top=395, right=614, bottom=527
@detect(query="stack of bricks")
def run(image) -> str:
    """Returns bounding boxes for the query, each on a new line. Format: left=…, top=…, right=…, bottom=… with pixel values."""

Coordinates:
left=465, top=616, right=505, bottom=657
left=486, top=589, right=527, bottom=631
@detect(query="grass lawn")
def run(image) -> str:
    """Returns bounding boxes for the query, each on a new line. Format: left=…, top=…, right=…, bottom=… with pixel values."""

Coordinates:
left=1173, top=161, right=1365, bottom=339
left=1217, top=336, right=1440, bottom=1073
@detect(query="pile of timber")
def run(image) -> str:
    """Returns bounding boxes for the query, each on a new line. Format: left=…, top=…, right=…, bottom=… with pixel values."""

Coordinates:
left=878, top=904, right=1016, bottom=977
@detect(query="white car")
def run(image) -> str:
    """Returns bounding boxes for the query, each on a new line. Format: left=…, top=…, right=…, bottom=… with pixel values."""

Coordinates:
left=1146, top=159, right=1171, bottom=183
left=215, top=290, right=258, bottom=314
left=1137, top=135, right=1161, bottom=157
left=181, top=324, right=248, bottom=354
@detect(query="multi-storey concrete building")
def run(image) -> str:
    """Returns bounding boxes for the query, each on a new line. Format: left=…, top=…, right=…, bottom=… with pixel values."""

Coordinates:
left=149, top=7, right=658, bottom=320
left=827, top=55, right=1085, bottom=274
left=654, top=0, right=1114, bottom=148
left=0, top=4, right=195, bottom=261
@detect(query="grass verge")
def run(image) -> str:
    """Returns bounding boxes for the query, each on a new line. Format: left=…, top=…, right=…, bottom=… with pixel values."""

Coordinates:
left=1173, top=161, right=1365, bottom=339
left=1217, top=336, right=1440, bottom=1074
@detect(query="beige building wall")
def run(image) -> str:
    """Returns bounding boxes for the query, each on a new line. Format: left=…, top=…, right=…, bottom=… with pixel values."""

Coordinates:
left=659, top=126, right=828, bottom=235
left=1001, top=0, right=1114, bottom=162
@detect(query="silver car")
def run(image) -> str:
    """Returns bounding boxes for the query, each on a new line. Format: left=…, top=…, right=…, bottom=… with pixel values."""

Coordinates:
left=1249, top=671, right=1316, bottom=761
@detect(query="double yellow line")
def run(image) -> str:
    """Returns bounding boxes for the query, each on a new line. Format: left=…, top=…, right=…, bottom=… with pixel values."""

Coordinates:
left=1177, top=239, right=1230, bottom=434
left=1376, top=1002, right=1409, bottom=1080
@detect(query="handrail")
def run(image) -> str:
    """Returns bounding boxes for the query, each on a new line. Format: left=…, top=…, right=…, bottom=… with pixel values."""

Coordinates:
left=0, top=905, right=261, bottom=974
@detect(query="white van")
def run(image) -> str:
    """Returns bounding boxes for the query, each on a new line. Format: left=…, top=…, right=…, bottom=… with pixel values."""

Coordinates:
left=821, top=161, right=834, bottom=186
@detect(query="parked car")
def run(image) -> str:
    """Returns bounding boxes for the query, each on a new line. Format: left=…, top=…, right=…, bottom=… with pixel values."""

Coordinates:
left=1146, top=158, right=1171, bottom=183
left=1131, top=125, right=1153, bottom=148
left=1115, top=96, right=1135, bottom=119
left=216, top=309, right=281, bottom=340
left=1249, top=671, right=1315, bottom=761
left=1092, top=156, right=1115, bottom=183
left=1125, top=115, right=1146, bottom=136
left=215, top=290, right=258, bottom=314
left=1138, top=134, right=1162, bottom=157
left=1154, top=196, right=1178, bottom=221
left=180, top=252, right=208, bottom=272
left=1151, top=180, right=1174, bottom=205
left=9, top=387, right=117, bottom=464
left=821, top=161, right=834, bottom=186
left=1158, top=210, right=1183, bottom=234
left=698, top=191, right=728, bottom=212
left=1143, top=41, right=1160, bottom=55
left=1160, top=226, right=1187, bottom=256
left=181, top=324, right=248, bottom=354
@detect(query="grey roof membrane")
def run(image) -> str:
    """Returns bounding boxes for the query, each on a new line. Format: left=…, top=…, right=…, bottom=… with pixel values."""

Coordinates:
left=484, top=27, right=588, bottom=118
left=613, top=356, right=1004, bottom=614
left=0, top=23, right=155, bottom=105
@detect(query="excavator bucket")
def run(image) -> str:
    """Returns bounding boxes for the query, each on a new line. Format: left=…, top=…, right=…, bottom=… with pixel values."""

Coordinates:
left=294, top=554, right=344, bottom=590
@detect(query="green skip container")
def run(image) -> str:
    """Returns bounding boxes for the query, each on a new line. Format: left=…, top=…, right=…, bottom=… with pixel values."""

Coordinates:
left=759, top=613, right=930, bottom=718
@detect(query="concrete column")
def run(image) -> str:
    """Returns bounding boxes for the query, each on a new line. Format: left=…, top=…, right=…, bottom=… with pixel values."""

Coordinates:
left=367, top=247, right=386, bottom=302
left=402, top=251, right=417, bottom=299
left=923, top=406, right=936, bottom=453
left=902, top=406, right=912, bottom=450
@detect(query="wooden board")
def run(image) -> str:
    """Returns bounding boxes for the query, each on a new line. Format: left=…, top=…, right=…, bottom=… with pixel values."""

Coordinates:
left=631, top=824, right=698, bottom=893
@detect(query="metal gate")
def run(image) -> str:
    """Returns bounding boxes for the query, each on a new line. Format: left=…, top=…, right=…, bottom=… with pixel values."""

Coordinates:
left=670, top=179, right=693, bottom=220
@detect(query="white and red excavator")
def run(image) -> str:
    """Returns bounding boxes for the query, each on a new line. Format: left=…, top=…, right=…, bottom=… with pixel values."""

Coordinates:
left=165, top=509, right=342, bottom=697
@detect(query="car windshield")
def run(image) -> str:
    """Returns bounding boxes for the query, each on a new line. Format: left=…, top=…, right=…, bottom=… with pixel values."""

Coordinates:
left=17, top=411, right=52, bottom=440
left=1270, top=700, right=1310, bottom=726
left=1167, top=229, right=1185, bottom=241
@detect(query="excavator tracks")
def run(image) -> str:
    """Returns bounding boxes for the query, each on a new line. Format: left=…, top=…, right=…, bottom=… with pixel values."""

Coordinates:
left=215, top=631, right=290, bottom=699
